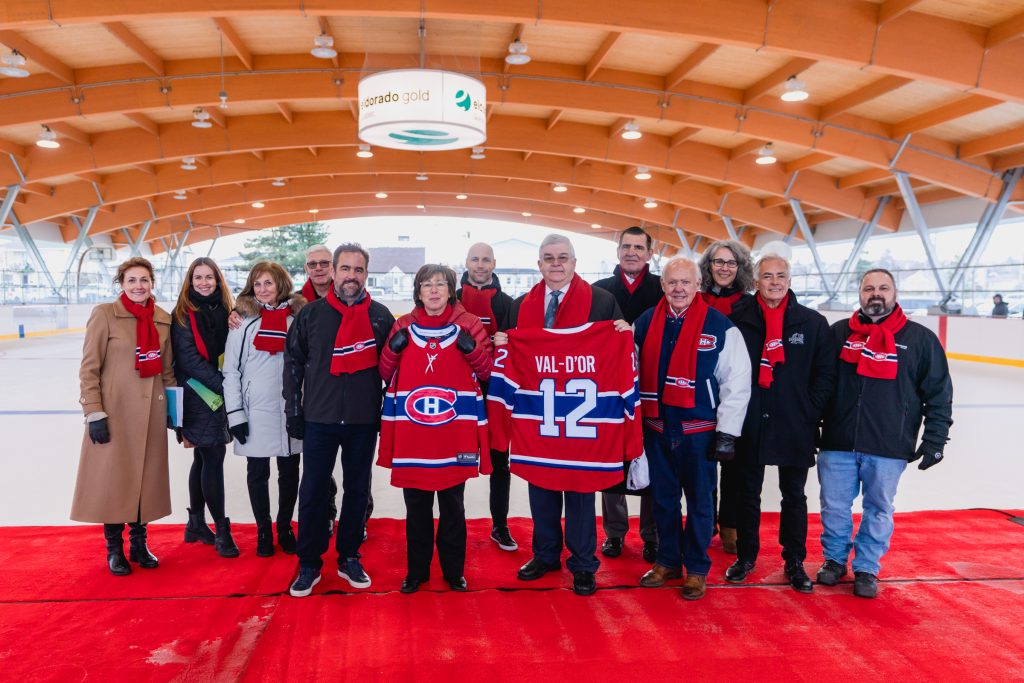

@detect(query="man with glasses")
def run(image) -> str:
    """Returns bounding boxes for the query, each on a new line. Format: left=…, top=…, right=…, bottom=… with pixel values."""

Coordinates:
left=593, top=227, right=662, bottom=563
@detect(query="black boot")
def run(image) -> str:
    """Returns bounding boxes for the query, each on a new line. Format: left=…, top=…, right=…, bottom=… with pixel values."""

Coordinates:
left=277, top=521, right=297, bottom=555
left=256, top=523, right=274, bottom=557
left=128, top=522, right=159, bottom=568
left=103, top=524, right=131, bottom=576
left=214, top=518, right=240, bottom=558
left=184, top=507, right=216, bottom=545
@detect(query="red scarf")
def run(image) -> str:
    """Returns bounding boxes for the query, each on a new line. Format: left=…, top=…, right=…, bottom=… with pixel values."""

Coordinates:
left=325, top=288, right=378, bottom=375
left=301, top=278, right=330, bottom=301
left=702, top=290, right=745, bottom=316
left=517, top=274, right=593, bottom=329
left=757, top=293, right=787, bottom=388
left=120, top=292, right=161, bottom=378
left=841, top=305, right=907, bottom=380
left=412, top=304, right=453, bottom=328
left=188, top=310, right=209, bottom=361
left=253, top=305, right=290, bottom=355
left=619, top=265, right=648, bottom=295
left=639, top=294, right=709, bottom=417
left=460, top=284, right=497, bottom=336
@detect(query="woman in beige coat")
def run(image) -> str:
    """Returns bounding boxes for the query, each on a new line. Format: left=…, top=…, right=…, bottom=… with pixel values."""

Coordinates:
left=71, top=257, right=176, bottom=576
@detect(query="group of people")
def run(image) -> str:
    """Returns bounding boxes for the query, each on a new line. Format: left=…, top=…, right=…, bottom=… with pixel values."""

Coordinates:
left=72, top=226, right=953, bottom=602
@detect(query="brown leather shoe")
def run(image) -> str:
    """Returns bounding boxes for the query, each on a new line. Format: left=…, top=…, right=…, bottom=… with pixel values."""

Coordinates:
left=720, top=527, right=738, bottom=555
left=681, top=574, right=707, bottom=601
left=639, top=564, right=683, bottom=587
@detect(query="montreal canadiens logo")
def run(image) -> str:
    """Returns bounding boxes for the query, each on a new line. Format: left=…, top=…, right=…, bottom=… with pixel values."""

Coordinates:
left=697, top=334, right=717, bottom=350
left=404, top=386, right=458, bottom=426
left=873, top=352, right=887, bottom=361
left=144, top=350, right=159, bottom=360
left=766, top=339, right=783, bottom=351
left=849, top=341, right=865, bottom=350
left=353, top=342, right=366, bottom=351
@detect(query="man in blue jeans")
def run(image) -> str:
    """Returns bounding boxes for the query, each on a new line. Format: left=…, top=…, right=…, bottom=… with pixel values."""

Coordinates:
left=283, top=244, right=396, bottom=597
left=817, top=268, right=953, bottom=598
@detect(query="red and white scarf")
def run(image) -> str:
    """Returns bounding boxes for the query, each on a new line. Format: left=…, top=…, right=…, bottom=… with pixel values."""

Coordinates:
left=253, top=304, right=290, bottom=355
left=517, top=274, right=593, bottom=329
left=120, top=292, right=161, bottom=378
left=639, top=294, right=709, bottom=417
left=460, top=284, right=497, bottom=336
left=619, top=265, right=648, bottom=295
left=301, top=278, right=329, bottom=302
left=841, top=305, right=907, bottom=380
left=757, top=293, right=787, bottom=388
left=325, top=288, right=378, bottom=375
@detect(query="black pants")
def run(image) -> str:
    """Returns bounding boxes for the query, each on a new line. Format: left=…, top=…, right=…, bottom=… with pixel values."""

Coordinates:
left=528, top=484, right=599, bottom=573
left=403, top=484, right=467, bottom=581
left=735, top=460, right=810, bottom=565
left=489, top=449, right=511, bottom=528
left=328, top=475, right=374, bottom=527
left=188, top=445, right=226, bottom=520
left=718, top=461, right=740, bottom=530
left=601, top=492, right=658, bottom=544
left=246, top=455, right=300, bottom=526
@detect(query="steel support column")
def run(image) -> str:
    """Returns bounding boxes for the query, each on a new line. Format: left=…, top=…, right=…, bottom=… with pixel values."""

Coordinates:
left=674, top=228, right=693, bottom=257
left=205, top=227, right=221, bottom=258
left=10, top=212, right=61, bottom=298
left=59, top=206, right=100, bottom=290
left=721, top=215, right=739, bottom=241
left=783, top=222, right=798, bottom=245
left=831, top=196, right=890, bottom=299
left=892, top=171, right=948, bottom=298
left=161, top=229, right=191, bottom=296
left=0, top=184, right=20, bottom=228
left=788, top=199, right=835, bottom=299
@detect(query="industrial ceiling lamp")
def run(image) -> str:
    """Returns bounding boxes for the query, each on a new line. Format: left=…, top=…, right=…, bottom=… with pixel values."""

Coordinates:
left=505, top=38, right=531, bottom=66
left=552, top=183, right=568, bottom=193
left=251, top=201, right=264, bottom=208
left=191, top=108, right=213, bottom=128
left=356, top=144, right=374, bottom=158
left=311, top=33, right=338, bottom=59
left=271, top=178, right=287, bottom=187
left=780, top=76, right=809, bottom=102
left=521, top=211, right=532, bottom=217
left=470, top=147, right=486, bottom=160
left=755, top=143, right=778, bottom=165
left=375, top=192, right=388, bottom=199
left=217, top=32, right=229, bottom=110
left=35, top=125, right=60, bottom=149
left=415, top=173, right=429, bottom=181
left=590, top=223, right=602, bottom=229
left=0, top=50, right=29, bottom=78
left=234, top=218, right=245, bottom=224
left=180, top=157, right=197, bottom=170
left=455, top=193, right=468, bottom=200
left=573, top=207, right=586, bottom=214
left=308, top=208, right=320, bottom=214
left=634, top=166, right=652, bottom=180
left=173, top=190, right=187, bottom=200
left=643, top=198, right=658, bottom=208
left=621, top=120, right=642, bottom=140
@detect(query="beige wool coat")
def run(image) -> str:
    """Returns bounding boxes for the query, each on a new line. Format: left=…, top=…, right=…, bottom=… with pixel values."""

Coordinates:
left=71, top=297, right=176, bottom=524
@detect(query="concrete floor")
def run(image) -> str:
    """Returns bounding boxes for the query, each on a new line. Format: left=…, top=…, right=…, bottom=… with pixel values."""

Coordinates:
left=1, top=325, right=1020, bottom=526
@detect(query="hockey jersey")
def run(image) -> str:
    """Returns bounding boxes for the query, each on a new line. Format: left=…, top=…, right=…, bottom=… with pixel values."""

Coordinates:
left=378, top=323, right=491, bottom=491
left=487, top=321, right=643, bottom=493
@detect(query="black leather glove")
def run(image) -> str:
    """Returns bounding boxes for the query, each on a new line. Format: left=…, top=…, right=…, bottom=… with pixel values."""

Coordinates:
left=388, top=328, right=409, bottom=354
left=708, top=432, right=736, bottom=462
left=286, top=414, right=305, bottom=440
left=88, top=418, right=110, bottom=445
left=913, top=443, right=944, bottom=471
left=229, top=422, right=249, bottom=445
left=174, top=427, right=183, bottom=444
left=456, top=329, right=476, bottom=354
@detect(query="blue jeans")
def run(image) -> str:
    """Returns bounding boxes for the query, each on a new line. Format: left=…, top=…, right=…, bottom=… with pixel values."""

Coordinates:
left=817, top=450, right=907, bottom=576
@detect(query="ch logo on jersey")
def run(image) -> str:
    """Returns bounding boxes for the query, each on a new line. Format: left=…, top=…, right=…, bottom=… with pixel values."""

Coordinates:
left=766, top=338, right=783, bottom=351
left=404, top=386, right=458, bottom=425
left=353, top=341, right=367, bottom=351
left=697, top=334, right=717, bottom=351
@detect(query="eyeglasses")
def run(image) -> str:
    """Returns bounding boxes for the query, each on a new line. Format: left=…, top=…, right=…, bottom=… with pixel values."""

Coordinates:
left=711, top=258, right=738, bottom=269
left=306, top=260, right=331, bottom=269
left=541, top=255, right=572, bottom=265
left=419, top=280, right=449, bottom=291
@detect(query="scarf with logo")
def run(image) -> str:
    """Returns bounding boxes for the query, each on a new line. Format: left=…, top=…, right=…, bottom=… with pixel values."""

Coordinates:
left=253, top=302, right=290, bottom=355
left=517, top=274, right=593, bottom=329
left=459, top=283, right=498, bottom=336
left=639, top=293, right=709, bottom=417
left=301, top=278, right=329, bottom=302
left=120, top=292, right=161, bottom=378
left=325, top=288, right=377, bottom=375
left=757, top=293, right=788, bottom=388
left=412, top=303, right=454, bottom=329
left=702, top=288, right=746, bottom=316
left=841, top=305, right=907, bottom=380
left=619, top=264, right=649, bottom=295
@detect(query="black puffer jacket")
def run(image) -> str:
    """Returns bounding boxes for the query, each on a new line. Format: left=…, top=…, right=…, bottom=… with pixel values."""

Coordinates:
left=171, top=291, right=231, bottom=447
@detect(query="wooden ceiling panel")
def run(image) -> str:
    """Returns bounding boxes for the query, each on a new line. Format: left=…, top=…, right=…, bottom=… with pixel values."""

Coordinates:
left=488, top=103, right=552, bottom=120
left=811, top=157, right=876, bottom=177
left=685, top=45, right=795, bottom=90
left=330, top=17, right=421, bottom=55
left=793, top=62, right=883, bottom=106
left=914, top=0, right=1024, bottom=27
left=601, top=34, right=702, bottom=77
left=18, top=24, right=141, bottom=69
left=215, top=16, right=322, bottom=56
left=924, top=101, right=1024, bottom=142
left=115, top=19, right=223, bottom=61
left=846, top=80, right=963, bottom=123
left=517, top=23, right=609, bottom=66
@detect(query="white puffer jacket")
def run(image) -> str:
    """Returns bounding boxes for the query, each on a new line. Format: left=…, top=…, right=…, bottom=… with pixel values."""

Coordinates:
left=223, top=293, right=306, bottom=458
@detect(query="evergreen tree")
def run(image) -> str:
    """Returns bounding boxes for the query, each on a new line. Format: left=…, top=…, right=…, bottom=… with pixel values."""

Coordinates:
left=239, top=222, right=330, bottom=276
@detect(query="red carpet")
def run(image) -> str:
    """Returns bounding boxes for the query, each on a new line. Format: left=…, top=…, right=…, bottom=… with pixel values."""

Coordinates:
left=0, top=510, right=1022, bottom=681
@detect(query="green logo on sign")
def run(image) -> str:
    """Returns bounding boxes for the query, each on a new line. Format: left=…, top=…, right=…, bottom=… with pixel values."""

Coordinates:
left=454, top=89, right=471, bottom=111
left=387, top=129, right=459, bottom=146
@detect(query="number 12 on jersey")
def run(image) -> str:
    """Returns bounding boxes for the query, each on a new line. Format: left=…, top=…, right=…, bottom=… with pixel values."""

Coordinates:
left=538, top=378, right=598, bottom=438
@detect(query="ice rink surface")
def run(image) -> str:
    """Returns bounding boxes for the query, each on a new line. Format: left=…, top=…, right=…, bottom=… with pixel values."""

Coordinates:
left=1, top=322, right=1020, bottom=526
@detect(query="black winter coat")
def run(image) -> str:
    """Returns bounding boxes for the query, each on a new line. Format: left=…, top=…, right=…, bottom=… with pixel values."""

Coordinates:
left=730, top=294, right=835, bottom=467
left=456, top=272, right=514, bottom=332
left=171, top=300, right=231, bottom=448
left=592, top=266, right=662, bottom=324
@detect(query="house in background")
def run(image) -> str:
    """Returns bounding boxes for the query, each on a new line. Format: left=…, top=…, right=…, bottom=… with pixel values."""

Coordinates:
left=368, top=246, right=425, bottom=298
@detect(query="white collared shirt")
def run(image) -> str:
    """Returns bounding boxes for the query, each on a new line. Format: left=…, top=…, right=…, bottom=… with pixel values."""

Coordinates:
left=545, top=282, right=571, bottom=311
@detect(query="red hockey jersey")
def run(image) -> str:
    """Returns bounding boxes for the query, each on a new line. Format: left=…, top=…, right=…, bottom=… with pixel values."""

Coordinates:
left=487, top=321, right=643, bottom=492
left=378, top=323, right=491, bottom=491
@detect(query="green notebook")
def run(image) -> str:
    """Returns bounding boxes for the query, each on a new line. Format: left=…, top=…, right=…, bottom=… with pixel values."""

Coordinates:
left=186, top=377, right=224, bottom=411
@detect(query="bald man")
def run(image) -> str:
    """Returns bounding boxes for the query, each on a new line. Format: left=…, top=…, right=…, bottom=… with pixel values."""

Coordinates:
left=456, top=242, right=518, bottom=551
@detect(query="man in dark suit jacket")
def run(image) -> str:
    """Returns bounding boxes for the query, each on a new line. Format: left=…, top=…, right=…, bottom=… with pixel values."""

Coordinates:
left=592, top=227, right=662, bottom=563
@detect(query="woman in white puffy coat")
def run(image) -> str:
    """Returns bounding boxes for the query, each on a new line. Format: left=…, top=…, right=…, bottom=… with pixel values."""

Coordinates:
left=223, top=261, right=305, bottom=558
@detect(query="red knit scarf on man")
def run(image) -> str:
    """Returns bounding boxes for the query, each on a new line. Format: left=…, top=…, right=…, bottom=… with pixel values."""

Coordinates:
left=840, top=305, right=907, bottom=380
left=301, top=278, right=329, bottom=302
left=517, top=274, right=593, bottom=329
left=120, top=292, right=161, bottom=378
left=324, top=287, right=377, bottom=375
left=639, top=293, right=709, bottom=417
left=253, top=304, right=290, bottom=355
left=619, top=265, right=649, bottom=295
left=460, top=284, right=497, bottom=335
left=757, top=293, right=788, bottom=388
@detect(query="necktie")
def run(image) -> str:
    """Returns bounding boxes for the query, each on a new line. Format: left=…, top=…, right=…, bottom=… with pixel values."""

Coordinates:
left=545, top=290, right=561, bottom=328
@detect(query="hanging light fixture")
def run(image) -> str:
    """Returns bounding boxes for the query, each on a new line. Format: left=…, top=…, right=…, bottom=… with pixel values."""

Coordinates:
left=643, top=198, right=658, bottom=208
left=590, top=223, right=602, bottom=229
left=505, top=38, right=531, bottom=65
left=218, top=91, right=229, bottom=110
left=271, top=178, right=286, bottom=187
left=470, top=147, right=486, bottom=160
left=180, top=157, right=197, bottom=170
left=573, top=207, right=586, bottom=214
left=621, top=120, right=642, bottom=140
left=191, top=108, right=213, bottom=129
left=216, top=32, right=229, bottom=110
left=521, top=211, right=532, bottom=217
left=308, top=208, right=320, bottom=214
left=234, top=218, right=246, bottom=224
left=780, top=76, right=809, bottom=102
left=173, top=190, right=187, bottom=201
left=375, top=192, right=388, bottom=199
left=0, top=50, right=29, bottom=78
left=311, top=33, right=338, bottom=59
left=415, top=173, right=429, bottom=181
left=356, top=144, right=374, bottom=158
left=416, top=204, right=426, bottom=210
left=251, top=201, right=264, bottom=208
left=755, top=143, right=778, bottom=165
left=455, top=193, right=468, bottom=200
left=634, top=166, right=652, bottom=180
left=552, top=183, right=568, bottom=193
left=35, top=125, right=60, bottom=149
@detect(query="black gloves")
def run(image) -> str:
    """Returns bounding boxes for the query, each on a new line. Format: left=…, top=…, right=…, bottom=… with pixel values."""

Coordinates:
left=456, top=329, right=476, bottom=354
left=286, top=414, right=305, bottom=440
left=708, top=432, right=736, bottom=462
left=230, top=422, right=249, bottom=445
left=174, top=427, right=183, bottom=444
left=88, top=418, right=110, bottom=445
left=913, top=443, right=944, bottom=471
left=388, top=328, right=409, bottom=354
